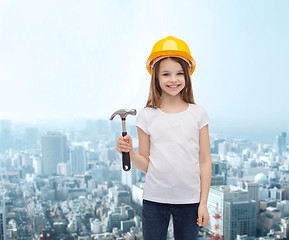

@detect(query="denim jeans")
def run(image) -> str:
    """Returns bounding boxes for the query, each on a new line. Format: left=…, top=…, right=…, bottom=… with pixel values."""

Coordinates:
left=142, top=199, right=200, bottom=240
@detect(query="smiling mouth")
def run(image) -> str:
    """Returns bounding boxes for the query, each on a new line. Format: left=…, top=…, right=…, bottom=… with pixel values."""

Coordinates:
left=167, top=84, right=181, bottom=88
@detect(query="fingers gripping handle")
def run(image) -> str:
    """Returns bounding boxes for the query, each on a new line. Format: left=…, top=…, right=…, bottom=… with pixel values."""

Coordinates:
left=122, top=132, right=131, bottom=171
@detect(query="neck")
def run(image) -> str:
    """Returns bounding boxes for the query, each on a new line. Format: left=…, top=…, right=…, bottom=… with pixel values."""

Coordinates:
left=160, top=93, right=185, bottom=108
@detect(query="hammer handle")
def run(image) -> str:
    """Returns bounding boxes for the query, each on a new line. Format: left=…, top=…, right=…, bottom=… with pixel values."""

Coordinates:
left=122, top=131, right=131, bottom=171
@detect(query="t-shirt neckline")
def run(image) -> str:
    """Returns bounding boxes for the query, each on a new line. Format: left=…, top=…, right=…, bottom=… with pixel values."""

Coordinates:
left=157, top=103, right=191, bottom=115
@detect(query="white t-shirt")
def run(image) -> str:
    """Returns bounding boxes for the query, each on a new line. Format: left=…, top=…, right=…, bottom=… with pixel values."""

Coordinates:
left=135, top=103, right=210, bottom=204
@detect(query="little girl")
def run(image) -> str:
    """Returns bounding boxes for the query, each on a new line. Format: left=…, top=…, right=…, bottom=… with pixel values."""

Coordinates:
left=116, top=36, right=212, bottom=240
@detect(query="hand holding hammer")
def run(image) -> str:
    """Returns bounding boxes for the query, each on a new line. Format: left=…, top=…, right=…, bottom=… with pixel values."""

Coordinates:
left=109, top=109, right=136, bottom=171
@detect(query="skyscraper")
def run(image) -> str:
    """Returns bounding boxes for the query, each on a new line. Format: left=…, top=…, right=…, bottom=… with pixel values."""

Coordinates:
left=224, top=200, right=256, bottom=240
left=212, top=161, right=227, bottom=184
left=42, top=132, right=68, bottom=175
left=208, top=185, right=257, bottom=239
left=0, top=120, right=12, bottom=152
left=0, top=198, right=6, bottom=240
left=70, top=146, right=87, bottom=175
left=218, top=141, right=229, bottom=155
left=277, top=132, right=287, bottom=155
left=25, top=127, right=39, bottom=149
left=121, top=163, right=138, bottom=188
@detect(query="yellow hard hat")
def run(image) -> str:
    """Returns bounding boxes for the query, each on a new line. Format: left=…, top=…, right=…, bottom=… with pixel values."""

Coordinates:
left=146, top=36, right=196, bottom=75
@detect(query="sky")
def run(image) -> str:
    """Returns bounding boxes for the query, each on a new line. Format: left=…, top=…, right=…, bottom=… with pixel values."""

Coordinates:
left=0, top=0, right=288, bottom=143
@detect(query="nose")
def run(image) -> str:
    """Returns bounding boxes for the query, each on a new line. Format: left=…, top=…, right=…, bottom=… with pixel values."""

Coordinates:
left=170, top=75, right=178, bottom=83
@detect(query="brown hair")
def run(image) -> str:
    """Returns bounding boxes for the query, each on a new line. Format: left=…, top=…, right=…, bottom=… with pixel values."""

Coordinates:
left=145, top=57, right=196, bottom=108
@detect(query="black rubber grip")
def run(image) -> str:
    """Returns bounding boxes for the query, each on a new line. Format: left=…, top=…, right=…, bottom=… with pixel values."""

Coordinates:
left=122, top=131, right=131, bottom=171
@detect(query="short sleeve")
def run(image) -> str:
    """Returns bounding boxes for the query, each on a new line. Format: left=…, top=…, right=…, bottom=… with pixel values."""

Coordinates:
left=198, top=106, right=210, bottom=129
left=136, top=108, right=149, bottom=135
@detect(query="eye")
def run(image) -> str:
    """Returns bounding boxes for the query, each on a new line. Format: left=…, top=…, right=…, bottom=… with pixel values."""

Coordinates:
left=177, top=72, right=184, bottom=75
left=162, top=73, right=169, bottom=76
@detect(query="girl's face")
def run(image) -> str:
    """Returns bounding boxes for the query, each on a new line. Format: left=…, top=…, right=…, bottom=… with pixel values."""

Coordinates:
left=158, top=58, right=186, bottom=98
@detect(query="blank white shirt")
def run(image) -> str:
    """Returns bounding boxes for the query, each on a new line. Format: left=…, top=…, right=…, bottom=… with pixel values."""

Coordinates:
left=136, top=103, right=210, bottom=204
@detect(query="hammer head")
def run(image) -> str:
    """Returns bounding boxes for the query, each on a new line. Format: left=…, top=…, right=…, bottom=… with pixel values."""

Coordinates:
left=109, top=109, right=137, bottom=120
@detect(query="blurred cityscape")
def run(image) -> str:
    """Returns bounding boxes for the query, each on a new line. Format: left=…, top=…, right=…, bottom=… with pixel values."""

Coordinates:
left=0, top=118, right=288, bottom=240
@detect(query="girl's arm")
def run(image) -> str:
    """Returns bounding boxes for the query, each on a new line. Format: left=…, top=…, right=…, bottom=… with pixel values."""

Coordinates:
left=199, top=125, right=212, bottom=206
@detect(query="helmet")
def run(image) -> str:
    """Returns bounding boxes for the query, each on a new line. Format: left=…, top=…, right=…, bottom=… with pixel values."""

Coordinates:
left=146, top=36, right=196, bottom=75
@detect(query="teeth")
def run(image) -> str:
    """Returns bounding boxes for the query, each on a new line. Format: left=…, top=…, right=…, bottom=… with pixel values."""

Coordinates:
left=168, top=85, right=179, bottom=88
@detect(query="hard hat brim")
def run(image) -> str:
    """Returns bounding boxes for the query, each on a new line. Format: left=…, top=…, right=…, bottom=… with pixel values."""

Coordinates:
left=146, top=50, right=196, bottom=75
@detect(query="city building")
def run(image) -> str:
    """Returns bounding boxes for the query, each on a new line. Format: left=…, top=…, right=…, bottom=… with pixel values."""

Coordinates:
left=0, top=198, right=6, bottom=240
left=25, top=127, right=39, bottom=149
left=0, top=120, right=12, bottom=152
left=277, top=132, right=287, bottom=155
left=207, top=185, right=257, bottom=240
left=41, top=132, right=68, bottom=175
left=224, top=200, right=257, bottom=240
left=70, top=146, right=87, bottom=175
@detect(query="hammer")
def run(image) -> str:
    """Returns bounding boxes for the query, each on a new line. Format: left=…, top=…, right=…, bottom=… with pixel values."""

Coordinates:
left=109, top=109, right=137, bottom=171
